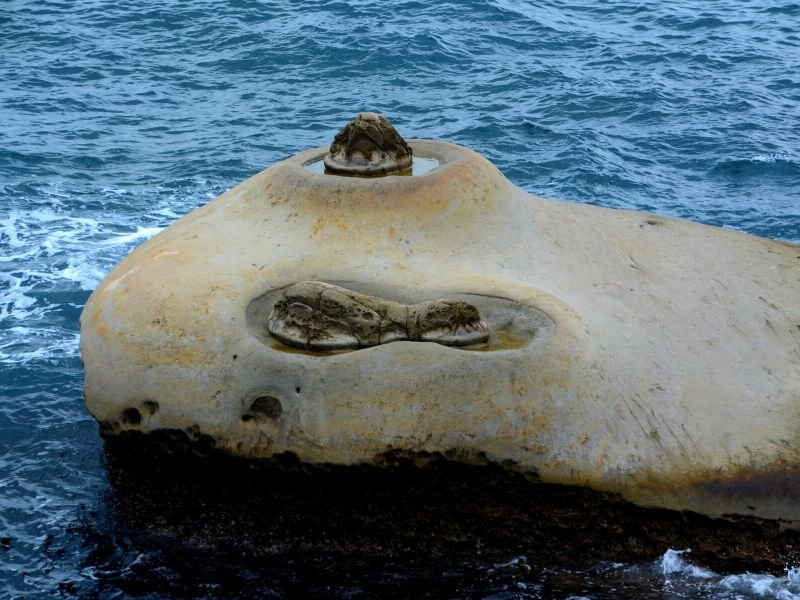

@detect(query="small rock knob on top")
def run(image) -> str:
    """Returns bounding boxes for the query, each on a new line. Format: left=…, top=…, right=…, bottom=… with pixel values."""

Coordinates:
left=323, top=112, right=413, bottom=176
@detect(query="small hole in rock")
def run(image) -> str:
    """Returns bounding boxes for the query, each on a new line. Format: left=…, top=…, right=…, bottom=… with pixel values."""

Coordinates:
left=246, top=395, right=283, bottom=420
left=295, top=386, right=301, bottom=394
left=233, top=354, right=238, bottom=360
left=241, top=414, right=254, bottom=422
left=142, top=400, right=159, bottom=415
left=120, top=407, right=141, bottom=425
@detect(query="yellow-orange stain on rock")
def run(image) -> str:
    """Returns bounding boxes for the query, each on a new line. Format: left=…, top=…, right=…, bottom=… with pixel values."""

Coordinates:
left=334, top=215, right=349, bottom=231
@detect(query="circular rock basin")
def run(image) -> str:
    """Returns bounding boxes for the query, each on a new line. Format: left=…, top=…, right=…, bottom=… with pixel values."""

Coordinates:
left=304, top=155, right=440, bottom=176
left=246, top=282, right=550, bottom=356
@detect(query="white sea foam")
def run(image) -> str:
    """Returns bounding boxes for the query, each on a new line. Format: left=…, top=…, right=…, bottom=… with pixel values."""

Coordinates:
left=750, top=152, right=792, bottom=164
left=60, top=259, right=109, bottom=292
left=103, top=226, right=163, bottom=246
left=0, top=183, right=197, bottom=365
left=654, top=549, right=800, bottom=599
left=0, top=273, right=41, bottom=321
left=719, top=567, right=800, bottom=599
left=660, top=548, right=715, bottom=579
left=0, top=327, right=82, bottom=365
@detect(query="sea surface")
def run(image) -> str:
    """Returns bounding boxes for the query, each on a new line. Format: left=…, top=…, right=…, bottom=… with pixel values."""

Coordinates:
left=1, top=0, right=799, bottom=597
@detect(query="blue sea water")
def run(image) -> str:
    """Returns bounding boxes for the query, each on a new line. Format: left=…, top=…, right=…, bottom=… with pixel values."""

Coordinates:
left=1, top=0, right=799, bottom=597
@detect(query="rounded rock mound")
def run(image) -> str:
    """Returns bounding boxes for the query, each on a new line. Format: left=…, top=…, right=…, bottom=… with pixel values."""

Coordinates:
left=80, top=122, right=800, bottom=529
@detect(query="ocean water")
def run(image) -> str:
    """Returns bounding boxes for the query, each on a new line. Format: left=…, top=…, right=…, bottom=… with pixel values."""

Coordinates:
left=1, top=0, right=799, bottom=597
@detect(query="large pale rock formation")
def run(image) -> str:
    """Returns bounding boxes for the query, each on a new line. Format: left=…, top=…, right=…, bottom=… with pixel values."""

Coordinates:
left=80, top=135, right=800, bottom=526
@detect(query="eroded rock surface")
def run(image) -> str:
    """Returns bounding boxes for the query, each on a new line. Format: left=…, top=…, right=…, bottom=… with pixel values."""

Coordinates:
left=323, top=112, right=412, bottom=175
left=267, top=281, right=489, bottom=350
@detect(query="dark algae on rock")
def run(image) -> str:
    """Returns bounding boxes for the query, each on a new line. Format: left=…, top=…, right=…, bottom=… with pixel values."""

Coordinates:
left=104, top=431, right=800, bottom=580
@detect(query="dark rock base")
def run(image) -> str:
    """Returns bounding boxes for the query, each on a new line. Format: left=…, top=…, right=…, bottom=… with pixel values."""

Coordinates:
left=102, top=430, right=800, bottom=578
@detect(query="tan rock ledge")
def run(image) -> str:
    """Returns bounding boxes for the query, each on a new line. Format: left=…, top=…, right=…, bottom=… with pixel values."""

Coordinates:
left=80, top=139, right=800, bottom=527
